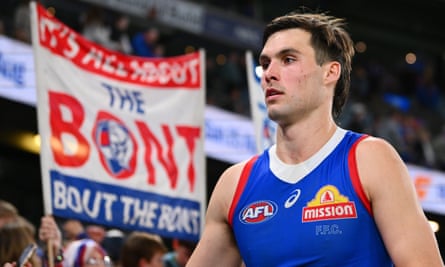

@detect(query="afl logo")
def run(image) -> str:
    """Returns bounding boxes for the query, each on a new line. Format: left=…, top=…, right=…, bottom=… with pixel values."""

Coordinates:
left=239, top=200, right=278, bottom=224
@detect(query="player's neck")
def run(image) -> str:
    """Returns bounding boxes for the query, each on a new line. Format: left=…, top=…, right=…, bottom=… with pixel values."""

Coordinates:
left=275, top=120, right=337, bottom=164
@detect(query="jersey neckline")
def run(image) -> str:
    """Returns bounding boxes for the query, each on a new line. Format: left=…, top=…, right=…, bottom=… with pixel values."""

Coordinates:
left=268, top=127, right=347, bottom=184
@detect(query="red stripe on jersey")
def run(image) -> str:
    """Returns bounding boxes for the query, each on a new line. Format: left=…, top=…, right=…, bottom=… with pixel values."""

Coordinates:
left=228, top=155, right=258, bottom=226
left=348, top=135, right=372, bottom=215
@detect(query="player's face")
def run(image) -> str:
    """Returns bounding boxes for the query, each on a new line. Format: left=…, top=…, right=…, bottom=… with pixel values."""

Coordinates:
left=259, top=28, right=329, bottom=125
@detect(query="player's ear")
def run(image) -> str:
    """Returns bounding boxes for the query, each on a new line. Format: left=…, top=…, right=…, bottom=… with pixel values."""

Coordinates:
left=324, top=61, right=341, bottom=84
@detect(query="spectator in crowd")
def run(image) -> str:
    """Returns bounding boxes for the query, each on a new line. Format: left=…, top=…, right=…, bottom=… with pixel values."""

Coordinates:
left=54, top=218, right=120, bottom=265
left=163, top=239, right=196, bottom=267
left=131, top=27, right=161, bottom=57
left=63, top=239, right=111, bottom=267
left=153, top=43, right=165, bottom=57
left=402, top=116, right=436, bottom=168
left=0, top=200, right=18, bottom=228
left=108, top=13, right=133, bottom=54
left=373, top=107, right=407, bottom=158
left=220, top=51, right=244, bottom=90
left=416, top=122, right=436, bottom=167
left=86, top=224, right=106, bottom=245
left=414, top=64, right=445, bottom=119
left=120, top=231, right=167, bottom=267
left=101, top=229, right=125, bottom=266
left=0, top=216, right=40, bottom=267
left=13, top=0, right=31, bottom=43
left=61, top=219, right=87, bottom=246
left=80, top=5, right=111, bottom=47
left=350, top=64, right=370, bottom=101
left=204, top=56, right=225, bottom=106
left=222, top=84, right=250, bottom=116
left=40, top=216, right=116, bottom=267
left=38, top=215, right=63, bottom=267
left=344, top=102, right=373, bottom=133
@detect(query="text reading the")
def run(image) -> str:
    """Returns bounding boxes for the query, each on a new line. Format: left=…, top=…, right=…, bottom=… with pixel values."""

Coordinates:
left=49, top=91, right=200, bottom=191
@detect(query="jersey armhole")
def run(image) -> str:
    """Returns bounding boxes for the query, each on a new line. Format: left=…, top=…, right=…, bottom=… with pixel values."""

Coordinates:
left=348, top=135, right=373, bottom=216
left=228, top=155, right=258, bottom=226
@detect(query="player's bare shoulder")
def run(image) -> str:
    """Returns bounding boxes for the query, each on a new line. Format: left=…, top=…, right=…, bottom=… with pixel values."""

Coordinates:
left=355, top=136, right=402, bottom=164
left=213, top=161, right=248, bottom=200
left=207, top=160, right=250, bottom=220
left=354, top=135, right=410, bottom=198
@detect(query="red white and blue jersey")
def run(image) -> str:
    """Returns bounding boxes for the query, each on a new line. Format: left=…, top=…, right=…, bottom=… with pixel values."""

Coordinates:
left=228, top=128, right=393, bottom=267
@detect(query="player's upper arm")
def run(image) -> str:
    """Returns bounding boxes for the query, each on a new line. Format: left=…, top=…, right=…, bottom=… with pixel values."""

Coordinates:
left=186, top=162, right=245, bottom=267
left=355, top=137, right=443, bottom=266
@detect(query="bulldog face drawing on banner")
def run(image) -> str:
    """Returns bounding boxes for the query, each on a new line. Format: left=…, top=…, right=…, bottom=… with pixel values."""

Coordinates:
left=94, top=112, right=137, bottom=178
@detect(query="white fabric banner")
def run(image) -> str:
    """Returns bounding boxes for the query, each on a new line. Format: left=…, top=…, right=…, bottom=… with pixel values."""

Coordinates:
left=246, top=50, right=277, bottom=153
left=30, top=2, right=206, bottom=241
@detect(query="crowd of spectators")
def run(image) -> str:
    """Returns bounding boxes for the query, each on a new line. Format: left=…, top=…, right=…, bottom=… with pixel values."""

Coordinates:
left=1, top=1, right=445, bottom=171
left=1, top=200, right=196, bottom=267
left=340, top=57, right=445, bottom=171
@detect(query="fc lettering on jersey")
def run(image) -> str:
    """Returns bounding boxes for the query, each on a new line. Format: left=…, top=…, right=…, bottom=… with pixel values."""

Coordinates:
left=302, top=185, right=357, bottom=222
left=239, top=200, right=278, bottom=224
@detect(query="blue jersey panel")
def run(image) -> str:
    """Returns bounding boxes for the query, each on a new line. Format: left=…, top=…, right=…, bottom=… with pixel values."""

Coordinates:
left=231, top=131, right=393, bottom=267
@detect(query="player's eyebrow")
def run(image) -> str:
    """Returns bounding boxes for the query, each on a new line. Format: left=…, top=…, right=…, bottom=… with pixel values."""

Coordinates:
left=259, top=48, right=301, bottom=64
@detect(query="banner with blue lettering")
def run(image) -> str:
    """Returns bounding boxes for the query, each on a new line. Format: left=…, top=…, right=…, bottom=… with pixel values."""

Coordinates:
left=30, top=2, right=206, bottom=241
left=246, top=51, right=276, bottom=153
left=0, top=35, right=36, bottom=106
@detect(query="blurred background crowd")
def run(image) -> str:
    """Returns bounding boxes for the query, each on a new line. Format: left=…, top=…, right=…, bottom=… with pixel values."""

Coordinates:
left=2, top=0, right=445, bottom=169
left=1, top=0, right=445, bottom=263
left=1, top=200, right=197, bottom=266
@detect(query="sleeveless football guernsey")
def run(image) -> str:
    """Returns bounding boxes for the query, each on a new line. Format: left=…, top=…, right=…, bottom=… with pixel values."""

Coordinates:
left=228, top=128, right=393, bottom=266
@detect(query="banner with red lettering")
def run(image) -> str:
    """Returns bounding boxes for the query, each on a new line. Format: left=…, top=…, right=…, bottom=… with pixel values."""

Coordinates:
left=246, top=51, right=276, bottom=153
left=30, top=2, right=205, bottom=241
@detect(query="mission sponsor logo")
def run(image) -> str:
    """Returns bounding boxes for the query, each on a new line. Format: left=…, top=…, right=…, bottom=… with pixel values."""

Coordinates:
left=302, top=185, right=357, bottom=222
left=239, top=200, right=277, bottom=224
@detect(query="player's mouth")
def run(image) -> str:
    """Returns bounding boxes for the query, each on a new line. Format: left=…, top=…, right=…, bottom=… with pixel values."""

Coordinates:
left=265, top=88, right=283, bottom=99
